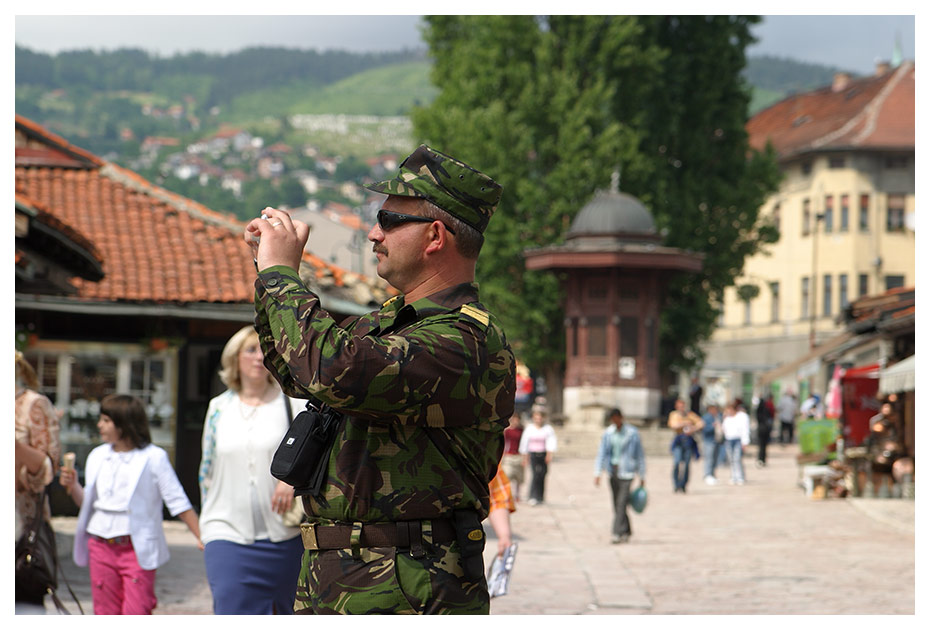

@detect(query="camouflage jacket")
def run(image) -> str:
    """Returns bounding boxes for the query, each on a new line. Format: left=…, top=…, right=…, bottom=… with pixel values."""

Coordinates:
left=253, top=266, right=516, bottom=523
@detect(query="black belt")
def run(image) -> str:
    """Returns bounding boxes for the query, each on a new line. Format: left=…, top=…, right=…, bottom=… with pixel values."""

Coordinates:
left=300, top=519, right=456, bottom=551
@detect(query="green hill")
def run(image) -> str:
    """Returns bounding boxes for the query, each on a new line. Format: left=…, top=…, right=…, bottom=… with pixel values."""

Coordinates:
left=288, top=60, right=436, bottom=116
left=744, top=54, right=856, bottom=114
left=222, top=60, right=436, bottom=122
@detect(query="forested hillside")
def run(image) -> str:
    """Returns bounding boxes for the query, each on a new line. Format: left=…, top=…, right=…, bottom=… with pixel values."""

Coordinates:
left=14, top=44, right=854, bottom=223
left=14, top=45, right=429, bottom=156
left=15, top=44, right=853, bottom=158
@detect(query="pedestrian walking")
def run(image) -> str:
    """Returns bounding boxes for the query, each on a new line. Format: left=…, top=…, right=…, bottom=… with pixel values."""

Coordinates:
left=667, top=398, right=703, bottom=493
left=593, top=408, right=646, bottom=544
left=701, top=404, right=726, bottom=484
left=15, top=351, right=62, bottom=614
left=755, top=393, right=775, bottom=467
left=501, top=413, right=526, bottom=502
left=245, top=144, right=515, bottom=614
left=776, top=389, right=798, bottom=444
left=519, top=405, right=558, bottom=505
left=486, top=464, right=516, bottom=557
left=58, top=394, right=202, bottom=615
left=197, top=325, right=304, bottom=615
left=722, top=402, right=751, bottom=485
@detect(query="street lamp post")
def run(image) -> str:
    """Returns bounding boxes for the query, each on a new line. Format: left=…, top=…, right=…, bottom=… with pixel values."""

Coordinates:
left=810, top=212, right=825, bottom=349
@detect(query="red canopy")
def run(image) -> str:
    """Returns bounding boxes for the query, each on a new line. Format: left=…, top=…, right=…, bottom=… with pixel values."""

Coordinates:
left=842, top=363, right=880, bottom=379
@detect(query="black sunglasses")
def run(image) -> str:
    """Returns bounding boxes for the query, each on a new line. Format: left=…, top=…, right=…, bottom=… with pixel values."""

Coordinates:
left=377, top=209, right=455, bottom=235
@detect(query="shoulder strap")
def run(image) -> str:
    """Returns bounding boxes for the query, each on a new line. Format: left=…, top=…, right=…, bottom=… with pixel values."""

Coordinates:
left=459, top=303, right=490, bottom=329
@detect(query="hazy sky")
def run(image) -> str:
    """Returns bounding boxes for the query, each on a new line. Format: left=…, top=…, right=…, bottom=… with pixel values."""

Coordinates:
left=14, top=13, right=916, bottom=75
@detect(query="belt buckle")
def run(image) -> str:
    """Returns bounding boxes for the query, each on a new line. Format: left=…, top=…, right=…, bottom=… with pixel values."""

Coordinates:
left=299, top=522, right=319, bottom=550
left=407, top=521, right=426, bottom=559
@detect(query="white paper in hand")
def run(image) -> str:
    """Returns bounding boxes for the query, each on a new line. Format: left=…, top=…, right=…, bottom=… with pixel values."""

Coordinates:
left=486, top=542, right=518, bottom=598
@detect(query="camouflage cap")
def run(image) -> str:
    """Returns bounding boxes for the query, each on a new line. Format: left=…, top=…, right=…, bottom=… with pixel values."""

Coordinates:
left=365, top=145, right=502, bottom=234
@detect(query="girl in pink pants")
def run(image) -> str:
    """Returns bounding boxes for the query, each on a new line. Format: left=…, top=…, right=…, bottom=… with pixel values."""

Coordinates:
left=60, top=395, right=202, bottom=614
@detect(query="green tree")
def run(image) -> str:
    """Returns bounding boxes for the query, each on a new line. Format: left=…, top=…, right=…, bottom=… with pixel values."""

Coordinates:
left=619, top=16, right=781, bottom=374
left=412, top=15, right=780, bottom=396
left=412, top=15, right=660, bottom=396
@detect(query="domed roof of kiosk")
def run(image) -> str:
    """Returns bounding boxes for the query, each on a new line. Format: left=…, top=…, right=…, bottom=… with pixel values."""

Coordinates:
left=523, top=174, right=704, bottom=273
left=566, top=188, right=658, bottom=242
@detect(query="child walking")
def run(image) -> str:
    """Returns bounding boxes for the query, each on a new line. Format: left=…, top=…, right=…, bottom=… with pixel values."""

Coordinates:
left=59, top=394, right=202, bottom=615
left=721, top=402, right=751, bottom=486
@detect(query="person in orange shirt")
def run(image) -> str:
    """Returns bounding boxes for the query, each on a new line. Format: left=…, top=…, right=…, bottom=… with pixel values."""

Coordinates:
left=487, top=465, right=516, bottom=557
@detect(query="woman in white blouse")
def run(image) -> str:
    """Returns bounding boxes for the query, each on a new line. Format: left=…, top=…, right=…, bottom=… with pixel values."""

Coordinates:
left=519, top=404, right=558, bottom=505
left=59, top=394, right=201, bottom=615
left=198, top=325, right=302, bottom=614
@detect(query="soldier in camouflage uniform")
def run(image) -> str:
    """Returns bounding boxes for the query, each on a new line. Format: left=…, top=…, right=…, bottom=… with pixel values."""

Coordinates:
left=244, top=145, right=516, bottom=614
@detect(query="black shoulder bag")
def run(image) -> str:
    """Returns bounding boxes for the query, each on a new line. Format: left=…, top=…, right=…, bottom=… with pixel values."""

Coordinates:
left=270, top=398, right=343, bottom=497
left=16, top=484, right=84, bottom=614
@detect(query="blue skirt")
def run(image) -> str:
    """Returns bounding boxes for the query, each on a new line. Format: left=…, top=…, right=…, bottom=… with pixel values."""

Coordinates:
left=204, top=536, right=304, bottom=614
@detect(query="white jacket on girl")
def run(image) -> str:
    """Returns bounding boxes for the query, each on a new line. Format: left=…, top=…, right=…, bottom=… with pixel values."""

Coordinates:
left=73, top=443, right=192, bottom=570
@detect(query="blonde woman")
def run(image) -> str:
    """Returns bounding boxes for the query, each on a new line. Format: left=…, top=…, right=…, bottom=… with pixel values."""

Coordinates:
left=198, top=326, right=302, bottom=614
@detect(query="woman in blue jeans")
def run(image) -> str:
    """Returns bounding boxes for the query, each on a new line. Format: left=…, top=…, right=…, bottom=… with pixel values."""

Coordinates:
left=721, top=402, right=751, bottom=485
left=667, top=398, right=703, bottom=493
left=701, top=404, right=727, bottom=484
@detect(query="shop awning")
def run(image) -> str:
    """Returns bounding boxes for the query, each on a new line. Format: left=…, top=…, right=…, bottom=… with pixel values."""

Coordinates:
left=843, top=363, right=881, bottom=379
left=758, top=332, right=854, bottom=385
left=879, top=355, right=915, bottom=394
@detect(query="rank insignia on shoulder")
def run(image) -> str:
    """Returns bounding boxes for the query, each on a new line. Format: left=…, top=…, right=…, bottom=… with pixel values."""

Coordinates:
left=460, top=304, right=490, bottom=328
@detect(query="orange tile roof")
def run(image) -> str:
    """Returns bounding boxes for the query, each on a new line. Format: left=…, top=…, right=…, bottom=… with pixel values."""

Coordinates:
left=847, top=286, right=915, bottom=325
left=14, top=115, right=377, bottom=306
left=15, top=190, right=103, bottom=268
left=747, top=62, right=914, bottom=160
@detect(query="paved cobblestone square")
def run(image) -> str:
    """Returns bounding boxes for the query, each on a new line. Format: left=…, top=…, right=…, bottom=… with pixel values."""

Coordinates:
left=43, top=442, right=914, bottom=616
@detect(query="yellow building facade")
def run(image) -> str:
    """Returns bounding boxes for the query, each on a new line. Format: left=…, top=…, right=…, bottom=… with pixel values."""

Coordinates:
left=700, top=62, right=915, bottom=405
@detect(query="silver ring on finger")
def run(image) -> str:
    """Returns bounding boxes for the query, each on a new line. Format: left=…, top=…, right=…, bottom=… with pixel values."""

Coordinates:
left=271, top=221, right=283, bottom=227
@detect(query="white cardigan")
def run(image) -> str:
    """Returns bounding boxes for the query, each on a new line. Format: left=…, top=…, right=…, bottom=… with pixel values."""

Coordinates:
left=73, top=443, right=193, bottom=570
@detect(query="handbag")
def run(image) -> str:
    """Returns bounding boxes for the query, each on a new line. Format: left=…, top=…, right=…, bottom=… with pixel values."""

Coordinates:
left=270, top=398, right=343, bottom=497
left=15, top=484, right=83, bottom=614
left=630, top=485, right=648, bottom=513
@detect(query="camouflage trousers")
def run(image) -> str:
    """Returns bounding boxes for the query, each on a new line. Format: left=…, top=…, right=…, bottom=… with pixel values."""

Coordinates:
left=293, top=526, right=489, bottom=614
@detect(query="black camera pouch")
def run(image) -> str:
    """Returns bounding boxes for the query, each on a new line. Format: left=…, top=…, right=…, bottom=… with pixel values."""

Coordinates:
left=270, top=400, right=342, bottom=497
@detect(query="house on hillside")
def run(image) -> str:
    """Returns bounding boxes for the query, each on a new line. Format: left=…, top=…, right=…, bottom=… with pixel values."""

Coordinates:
left=14, top=115, right=390, bottom=512
left=700, top=60, right=915, bottom=405
left=257, top=154, right=285, bottom=179
left=365, top=154, right=399, bottom=178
